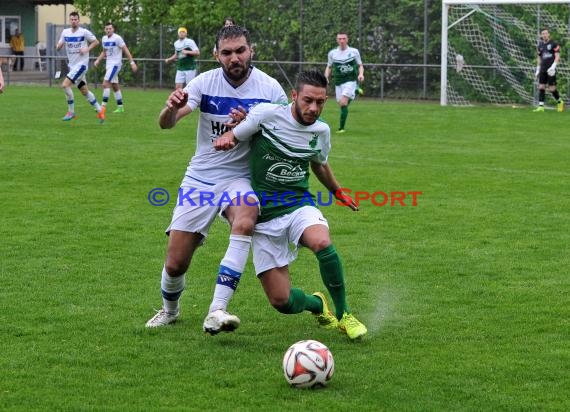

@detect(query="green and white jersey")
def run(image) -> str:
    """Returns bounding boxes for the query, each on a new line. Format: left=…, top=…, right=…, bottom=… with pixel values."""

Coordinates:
left=174, top=38, right=198, bottom=71
left=327, top=46, right=362, bottom=85
left=233, top=103, right=331, bottom=223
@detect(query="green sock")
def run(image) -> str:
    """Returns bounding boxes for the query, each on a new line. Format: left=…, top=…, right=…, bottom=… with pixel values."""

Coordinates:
left=278, top=288, right=321, bottom=314
left=316, top=245, right=349, bottom=319
left=340, top=106, right=348, bottom=130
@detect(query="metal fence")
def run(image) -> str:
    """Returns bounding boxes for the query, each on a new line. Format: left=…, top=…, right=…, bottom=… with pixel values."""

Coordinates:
left=1, top=54, right=443, bottom=101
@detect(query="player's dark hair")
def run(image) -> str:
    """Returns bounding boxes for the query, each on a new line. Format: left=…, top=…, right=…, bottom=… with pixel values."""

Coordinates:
left=69, top=11, right=79, bottom=18
left=216, top=25, right=250, bottom=50
left=295, top=69, right=328, bottom=91
left=223, top=16, right=235, bottom=25
left=105, top=22, right=115, bottom=28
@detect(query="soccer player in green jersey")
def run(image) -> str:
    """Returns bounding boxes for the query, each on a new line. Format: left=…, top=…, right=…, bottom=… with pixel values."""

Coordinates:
left=324, top=32, right=364, bottom=133
left=165, top=27, right=200, bottom=89
left=214, top=70, right=367, bottom=340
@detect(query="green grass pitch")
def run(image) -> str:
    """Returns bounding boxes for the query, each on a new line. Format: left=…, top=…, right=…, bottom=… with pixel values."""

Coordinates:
left=1, top=86, right=569, bottom=411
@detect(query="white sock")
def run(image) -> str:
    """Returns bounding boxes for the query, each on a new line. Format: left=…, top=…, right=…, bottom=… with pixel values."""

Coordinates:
left=102, top=88, right=110, bottom=105
left=85, top=91, right=102, bottom=112
left=161, top=267, right=185, bottom=314
left=64, top=87, right=74, bottom=112
left=208, top=235, right=251, bottom=313
left=114, top=90, right=123, bottom=106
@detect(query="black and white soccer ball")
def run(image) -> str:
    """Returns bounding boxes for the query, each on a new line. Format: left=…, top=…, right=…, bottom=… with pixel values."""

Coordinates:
left=282, top=339, right=334, bottom=388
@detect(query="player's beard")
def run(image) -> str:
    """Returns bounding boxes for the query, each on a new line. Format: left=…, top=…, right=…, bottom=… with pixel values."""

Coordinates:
left=223, top=56, right=252, bottom=83
left=293, top=100, right=318, bottom=126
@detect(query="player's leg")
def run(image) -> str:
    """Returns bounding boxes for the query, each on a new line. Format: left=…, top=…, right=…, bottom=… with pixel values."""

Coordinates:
left=146, top=230, right=203, bottom=327
left=258, top=267, right=323, bottom=315
left=175, top=70, right=185, bottom=89
left=203, top=181, right=258, bottom=334
left=297, top=209, right=367, bottom=339
left=111, top=82, right=124, bottom=112
left=252, top=216, right=327, bottom=318
left=61, top=77, right=76, bottom=120
left=77, top=73, right=104, bottom=122
left=534, top=72, right=547, bottom=112
left=548, top=77, right=564, bottom=112
left=101, top=79, right=112, bottom=108
left=338, top=81, right=357, bottom=132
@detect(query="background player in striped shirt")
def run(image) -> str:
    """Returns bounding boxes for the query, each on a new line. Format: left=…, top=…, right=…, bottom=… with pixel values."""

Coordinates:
left=213, top=70, right=367, bottom=340
left=94, top=22, right=138, bottom=113
left=56, top=11, right=105, bottom=123
left=165, top=27, right=200, bottom=89
left=324, top=31, right=364, bottom=133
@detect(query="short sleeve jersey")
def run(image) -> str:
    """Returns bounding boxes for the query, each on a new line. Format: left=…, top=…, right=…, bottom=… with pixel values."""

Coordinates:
left=102, top=34, right=126, bottom=67
left=233, top=103, right=331, bottom=222
left=327, top=46, right=362, bottom=85
left=59, top=27, right=97, bottom=67
left=182, top=67, right=288, bottom=184
left=537, top=39, right=560, bottom=71
left=174, top=38, right=199, bottom=71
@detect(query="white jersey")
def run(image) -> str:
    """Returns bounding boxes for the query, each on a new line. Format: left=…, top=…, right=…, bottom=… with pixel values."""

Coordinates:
left=182, top=67, right=288, bottom=184
left=234, top=103, right=331, bottom=164
left=59, top=27, right=97, bottom=67
left=101, top=34, right=126, bottom=67
left=174, top=38, right=198, bottom=59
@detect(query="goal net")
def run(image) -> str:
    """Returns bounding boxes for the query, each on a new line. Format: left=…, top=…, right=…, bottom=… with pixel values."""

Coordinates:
left=441, top=0, right=570, bottom=106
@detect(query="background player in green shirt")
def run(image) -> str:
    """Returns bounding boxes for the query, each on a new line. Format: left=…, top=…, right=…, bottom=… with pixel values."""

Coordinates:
left=214, top=70, right=367, bottom=340
left=324, top=31, right=364, bottom=133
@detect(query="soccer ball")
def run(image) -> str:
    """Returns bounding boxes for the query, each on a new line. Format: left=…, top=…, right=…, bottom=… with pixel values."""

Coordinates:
left=282, top=339, right=334, bottom=388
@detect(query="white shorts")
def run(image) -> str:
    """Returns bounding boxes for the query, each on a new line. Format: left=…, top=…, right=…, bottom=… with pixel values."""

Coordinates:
left=335, top=81, right=357, bottom=101
left=175, top=69, right=197, bottom=85
left=166, top=176, right=259, bottom=237
left=252, top=206, right=329, bottom=275
left=104, top=64, right=121, bottom=83
left=67, top=64, right=88, bottom=84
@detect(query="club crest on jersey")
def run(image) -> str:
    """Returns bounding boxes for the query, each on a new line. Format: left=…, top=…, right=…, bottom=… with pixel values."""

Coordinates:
left=309, top=134, right=319, bottom=148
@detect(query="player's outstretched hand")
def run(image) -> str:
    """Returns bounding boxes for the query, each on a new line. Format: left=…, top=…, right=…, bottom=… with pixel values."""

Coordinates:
left=166, top=89, right=188, bottom=110
left=214, top=133, right=237, bottom=151
left=335, top=189, right=359, bottom=212
left=225, top=105, right=247, bottom=129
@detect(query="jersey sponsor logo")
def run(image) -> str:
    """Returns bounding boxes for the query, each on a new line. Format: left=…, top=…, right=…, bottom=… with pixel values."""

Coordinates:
left=266, top=162, right=306, bottom=183
left=200, top=94, right=271, bottom=116
left=339, top=64, right=355, bottom=74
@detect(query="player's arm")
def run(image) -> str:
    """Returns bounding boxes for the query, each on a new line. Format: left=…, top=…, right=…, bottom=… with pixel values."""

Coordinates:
left=122, top=45, right=138, bottom=72
left=87, top=38, right=100, bottom=53
left=310, top=161, right=358, bottom=211
left=358, top=63, right=364, bottom=82
left=93, top=50, right=106, bottom=67
left=183, top=47, right=200, bottom=57
left=159, top=89, right=192, bottom=129
left=324, top=65, right=332, bottom=84
left=165, top=52, right=177, bottom=64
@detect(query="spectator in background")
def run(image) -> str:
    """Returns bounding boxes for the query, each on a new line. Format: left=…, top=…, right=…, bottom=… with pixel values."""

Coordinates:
left=213, top=17, right=236, bottom=57
left=0, top=66, right=5, bottom=93
left=165, top=27, right=200, bottom=89
left=10, top=29, right=25, bottom=71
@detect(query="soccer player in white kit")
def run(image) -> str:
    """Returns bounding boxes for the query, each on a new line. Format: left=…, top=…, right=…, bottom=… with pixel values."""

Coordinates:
left=94, top=22, right=137, bottom=113
left=56, top=11, right=105, bottom=123
left=213, top=70, right=367, bottom=340
left=146, top=25, right=287, bottom=334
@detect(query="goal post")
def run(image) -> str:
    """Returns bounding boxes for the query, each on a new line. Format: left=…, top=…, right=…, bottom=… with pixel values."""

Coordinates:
left=441, top=0, right=570, bottom=106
